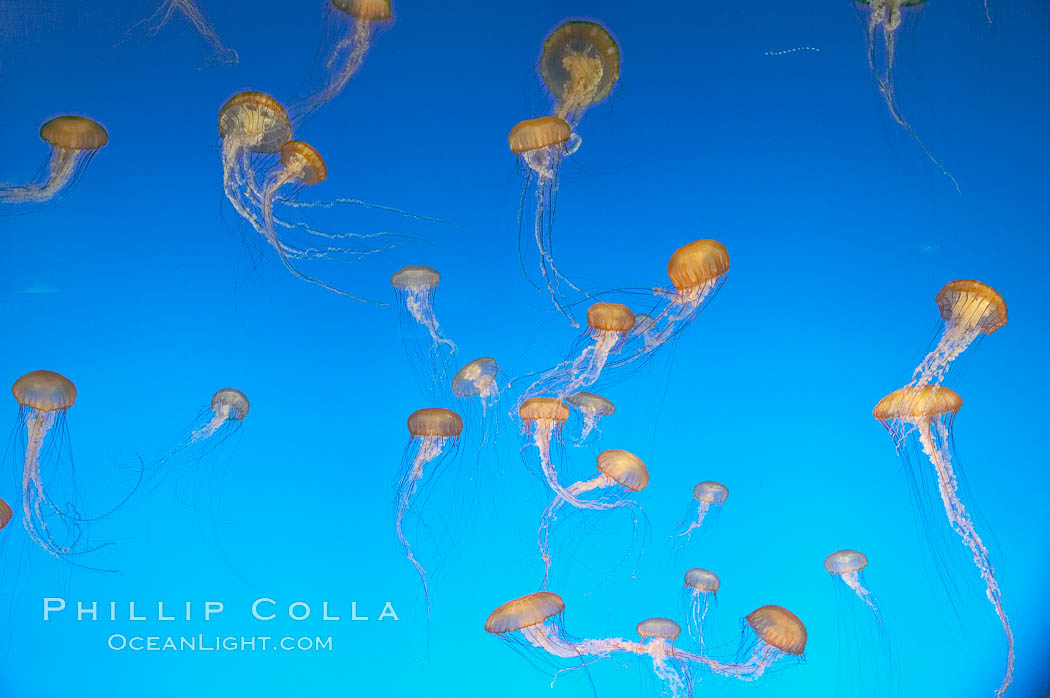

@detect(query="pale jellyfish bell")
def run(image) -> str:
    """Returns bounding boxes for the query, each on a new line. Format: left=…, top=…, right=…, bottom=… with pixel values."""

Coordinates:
left=392, top=265, right=457, bottom=396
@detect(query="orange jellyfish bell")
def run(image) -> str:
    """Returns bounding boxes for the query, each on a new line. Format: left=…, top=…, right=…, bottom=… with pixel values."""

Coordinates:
left=508, top=116, right=572, bottom=154
left=485, top=591, right=565, bottom=634
left=519, top=397, right=570, bottom=423
left=936, top=280, right=1008, bottom=334
left=0, top=497, right=11, bottom=531
left=666, top=240, right=730, bottom=292
left=40, top=116, right=108, bottom=150
left=218, top=92, right=292, bottom=153
left=873, top=385, right=962, bottom=422
left=586, top=302, right=635, bottom=333
left=637, top=617, right=681, bottom=641
left=281, top=141, right=327, bottom=185
left=745, top=605, right=807, bottom=655
left=596, top=449, right=649, bottom=491
left=330, top=0, right=392, bottom=21
left=407, top=408, right=463, bottom=438
left=12, top=370, right=77, bottom=412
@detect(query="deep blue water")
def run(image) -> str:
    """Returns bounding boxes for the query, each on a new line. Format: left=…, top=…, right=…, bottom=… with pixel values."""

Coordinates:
left=0, top=1, right=1047, bottom=696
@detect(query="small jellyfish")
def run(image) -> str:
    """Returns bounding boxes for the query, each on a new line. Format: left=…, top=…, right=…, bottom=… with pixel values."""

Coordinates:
left=395, top=408, right=463, bottom=613
left=452, top=357, right=502, bottom=415
left=629, top=313, right=661, bottom=351
left=518, top=397, right=572, bottom=500
left=509, top=116, right=582, bottom=321
left=874, top=386, right=1013, bottom=696
left=127, top=0, right=237, bottom=63
left=219, top=93, right=387, bottom=300
left=565, top=391, right=614, bottom=443
left=393, top=266, right=457, bottom=396
left=672, top=481, right=729, bottom=544
left=825, top=550, right=891, bottom=695
left=682, top=568, right=720, bottom=653
left=540, top=21, right=621, bottom=126
left=910, top=280, right=1007, bottom=389
left=11, top=370, right=79, bottom=557
left=537, top=448, right=648, bottom=587
left=1, top=117, right=108, bottom=205
left=295, top=0, right=392, bottom=116
left=636, top=618, right=692, bottom=697
left=522, top=302, right=635, bottom=401
left=856, top=0, right=958, bottom=188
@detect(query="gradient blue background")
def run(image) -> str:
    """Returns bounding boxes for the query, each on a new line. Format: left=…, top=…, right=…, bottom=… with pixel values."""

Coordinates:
left=0, top=0, right=1046, bottom=696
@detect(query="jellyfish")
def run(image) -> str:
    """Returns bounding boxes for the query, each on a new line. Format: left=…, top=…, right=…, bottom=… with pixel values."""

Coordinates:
left=565, top=391, right=614, bottom=443
left=909, top=280, right=1007, bottom=389
left=682, top=569, right=720, bottom=653
left=510, top=116, right=583, bottom=322
left=219, top=92, right=388, bottom=300
left=856, top=0, right=958, bottom=188
left=630, top=313, right=661, bottom=352
left=393, top=266, right=457, bottom=396
left=874, top=386, right=1013, bottom=696
left=1, top=117, right=108, bottom=204
left=128, top=0, right=237, bottom=63
left=395, top=408, right=462, bottom=613
left=143, top=388, right=248, bottom=491
left=294, top=0, right=392, bottom=116
left=537, top=448, right=648, bottom=587
left=11, top=370, right=80, bottom=558
left=522, top=302, right=635, bottom=401
left=485, top=592, right=806, bottom=696
left=672, top=481, right=729, bottom=544
left=540, top=21, right=621, bottom=127
left=825, top=551, right=892, bottom=695
left=518, top=397, right=573, bottom=500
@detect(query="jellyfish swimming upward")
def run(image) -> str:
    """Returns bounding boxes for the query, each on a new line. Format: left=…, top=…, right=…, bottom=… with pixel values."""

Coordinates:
left=537, top=448, right=648, bottom=587
left=673, top=481, right=728, bottom=545
left=910, top=280, right=1007, bottom=389
left=874, top=386, right=1013, bottom=696
left=856, top=0, right=958, bottom=188
left=11, top=370, right=79, bottom=558
left=129, top=0, right=237, bottom=63
left=565, top=391, right=614, bottom=443
left=485, top=592, right=806, bottom=697
left=1, top=116, right=107, bottom=205
left=682, top=568, right=720, bottom=652
left=395, top=408, right=462, bottom=613
left=296, top=0, right=392, bottom=116
left=219, top=92, right=387, bottom=300
left=393, top=266, right=458, bottom=397
left=148, top=388, right=249, bottom=484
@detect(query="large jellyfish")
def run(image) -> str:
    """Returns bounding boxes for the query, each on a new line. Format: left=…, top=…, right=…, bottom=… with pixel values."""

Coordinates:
left=856, top=0, right=958, bottom=188
left=522, top=302, right=635, bottom=400
left=825, top=550, right=892, bottom=695
left=509, top=116, right=581, bottom=322
left=540, top=21, right=621, bottom=127
left=294, top=0, right=392, bottom=116
left=672, top=481, right=729, bottom=545
left=1, top=117, right=108, bottom=205
left=874, top=386, right=1013, bottom=696
left=537, top=448, right=648, bottom=587
left=518, top=397, right=573, bottom=500
left=395, top=408, right=462, bottom=613
left=128, top=0, right=237, bottom=63
left=219, top=92, right=387, bottom=300
left=484, top=592, right=806, bottom=697
left=11, top=371, right=80, bottom=558
left=393, top=266, right=457, bottom=397
left=0, top=498, right=12, bottom=533
left=909, top=280, right=1007, bottom=389
left=682, top=569, right=720, bottom=653
left=565, top=391, right=614, bottom=443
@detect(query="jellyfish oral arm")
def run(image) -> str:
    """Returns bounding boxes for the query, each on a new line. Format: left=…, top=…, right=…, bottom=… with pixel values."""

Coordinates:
left=0, top=147, right=79, bottom=204
left=840, top=569, right=881, bottom=619
left=403, top=288, right=456, bottom=352
left=910, top=297, right=992, bottom=387
left=190, top=404, right=231, bottom=443
left=538, top=473, right=621, bottom=586
left=674, top=501, right=711, bottom=540
left=916, top=419, right=1015, bottom=696
left=22, top=410, right=69, bottom=557
left=394, top=436, right=447, bottom=611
